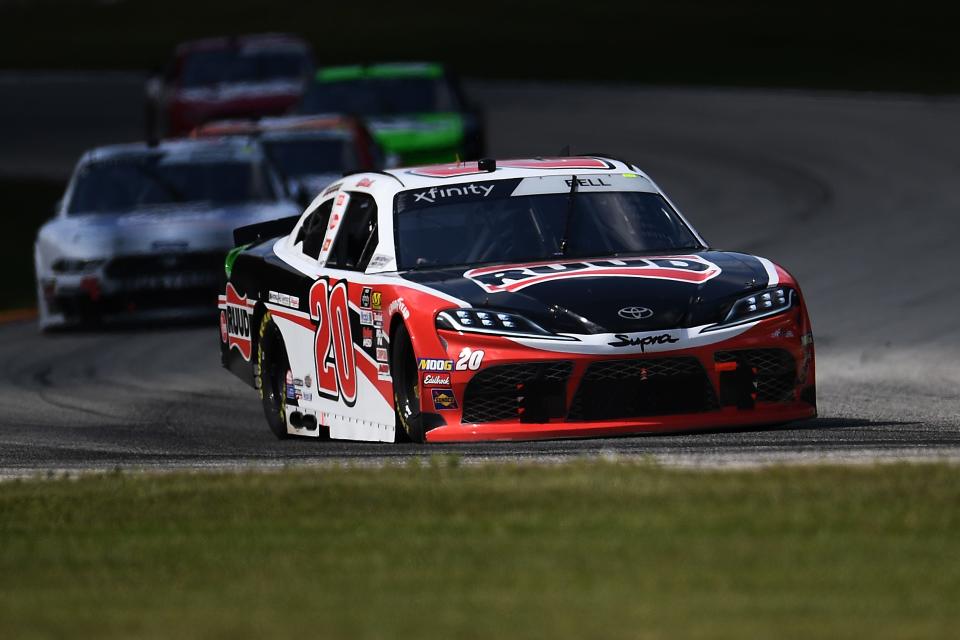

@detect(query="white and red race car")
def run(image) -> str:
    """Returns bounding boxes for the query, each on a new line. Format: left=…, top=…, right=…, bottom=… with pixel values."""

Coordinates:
left=219, top=156, right=816, bottom=443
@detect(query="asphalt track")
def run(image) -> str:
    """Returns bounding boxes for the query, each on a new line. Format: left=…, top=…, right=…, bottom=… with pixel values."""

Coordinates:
left=1, top=74, right=959, bottom=474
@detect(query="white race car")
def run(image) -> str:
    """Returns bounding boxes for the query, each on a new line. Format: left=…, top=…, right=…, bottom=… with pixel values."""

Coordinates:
left=35, top=137, right=300, bottom=329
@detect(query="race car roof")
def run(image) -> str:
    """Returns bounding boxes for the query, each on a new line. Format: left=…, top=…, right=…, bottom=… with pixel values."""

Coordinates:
left=378, top=156, right=648, bottom=190
left=79, top=137, right=267, bottom=166
left=192, top=114, right=357, bottom=139
left=314, top=62, right=444, bottom=83
left=175, top=33, right=310, bottom=56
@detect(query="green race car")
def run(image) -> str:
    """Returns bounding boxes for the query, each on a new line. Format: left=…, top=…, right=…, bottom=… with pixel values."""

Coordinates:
left=296, top=62, right=486, bottom=165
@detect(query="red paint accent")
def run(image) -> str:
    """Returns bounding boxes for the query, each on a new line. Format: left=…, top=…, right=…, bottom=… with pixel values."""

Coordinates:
left=408, top=157, right=614, bottom=178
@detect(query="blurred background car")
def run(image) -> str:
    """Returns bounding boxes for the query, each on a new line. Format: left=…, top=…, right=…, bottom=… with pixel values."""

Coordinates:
left=192, top=114, right=389, bottom=207
left=296, top=62, right=485, bottom=165
left=146, top=33, right=314, bottom=138
left=34, top=137, right=300, bottom=329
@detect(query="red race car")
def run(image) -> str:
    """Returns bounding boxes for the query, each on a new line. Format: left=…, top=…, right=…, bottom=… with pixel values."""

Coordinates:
left=147, top=33, right=313, bottom=137
left=219, top=156, right=816, bottom=443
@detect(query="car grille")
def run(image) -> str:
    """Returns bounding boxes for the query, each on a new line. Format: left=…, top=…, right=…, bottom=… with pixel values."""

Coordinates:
left=715, top=349, right=796, bottom=402
left=104, top=252, right=225, bottom=278
left=461, top=361, right=573, bottom=423
left=567, top=357, right=718, bottom=421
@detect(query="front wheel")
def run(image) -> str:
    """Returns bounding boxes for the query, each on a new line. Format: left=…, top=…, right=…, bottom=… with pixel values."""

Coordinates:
left=256, top=312, right=291, bottom=440
left=391, top=323, right=425, bottom=443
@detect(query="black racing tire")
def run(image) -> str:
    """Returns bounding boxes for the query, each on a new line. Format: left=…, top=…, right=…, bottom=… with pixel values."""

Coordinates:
left=391, top=323, right=425, bottom=443
left=256, top=312, right=291, bottom=440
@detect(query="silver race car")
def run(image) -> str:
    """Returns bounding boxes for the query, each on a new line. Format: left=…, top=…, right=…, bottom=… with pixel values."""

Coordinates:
left=34, top=137, right=300, bottom=329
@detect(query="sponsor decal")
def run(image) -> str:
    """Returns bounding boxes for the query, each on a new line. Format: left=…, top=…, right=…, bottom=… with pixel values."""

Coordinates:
left=618, top=306, right=654, bottom=320
left=328, top=213, right=341, bottom=230
left=301, top=392, right=313, bottom=402
left=371, top=291, right=382, bottom=310
left=269, top=291, right=299, bottom=309
left=412, top=183, right=495, bottom=204
left=335, top=193, right=346, bottom=206
left=286, top=384, right=297, bottom=400
left=322, top=238, right=332, bottom=251
left=360, top=310, right=374, bottom=325
left=376, top=329, right=387, bottom=347
left=368, top=254, right=392, bottom=269
left=323, top=182, right=342, bottom=196
left=388, top=297, right=410, bottom=319
left=422, top=372, right=451, bottom=386
left=376, top=347, right=388, bottom=362
left=771, top=328, right=796, bottom=338
left=360, top=287, right=372, bottom=309
left=286, top=371, right=294, bottom=384
left=431, top=388, right=459, bottom=410
left=373, top=312, right=383, bottom=327
left=465, top=255, right=721, bottom=294
left=377, top=363, right=391, bottom=381
left=418, top=358, right=453, bottom=371
left=564, top=177, right=611, bottom=187
left=219, top=310, right=228, bottom=343
left=293, top=378, right=303, bottom=387
left=362, top=326, right=374, bottom=348
left=224, top=283, right=252, bottom=360
left=455, top=347, right=484, bottom=371
left=304, top=375, right=312, bottom=388
left=607, top=333, right=679, bottom=351
left=356, top=177, right=375, bottom=188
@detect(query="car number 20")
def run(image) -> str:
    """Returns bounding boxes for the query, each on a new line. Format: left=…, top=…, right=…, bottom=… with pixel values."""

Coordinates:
left=456, top=347, right=484, bottom=371
left=308, top=279, right=357, bottom=406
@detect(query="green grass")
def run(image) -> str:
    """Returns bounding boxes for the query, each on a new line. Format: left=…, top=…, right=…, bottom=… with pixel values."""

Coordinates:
left=0, top=179, right=63, bottom=310
left=2, top=460, right=959, bottom=639
left=1, top=1, right=960, bottom=92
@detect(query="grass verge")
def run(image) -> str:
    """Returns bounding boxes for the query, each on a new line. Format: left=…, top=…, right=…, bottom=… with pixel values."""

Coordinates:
left=0, top=178, right=63, bottom=311
left=1, top=460, right=959, bottom=639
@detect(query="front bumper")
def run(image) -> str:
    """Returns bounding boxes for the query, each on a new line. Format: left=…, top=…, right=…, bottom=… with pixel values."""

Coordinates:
left=40, top=252, right=224, bottom=326
left=419, top=311, right=816, bottom=443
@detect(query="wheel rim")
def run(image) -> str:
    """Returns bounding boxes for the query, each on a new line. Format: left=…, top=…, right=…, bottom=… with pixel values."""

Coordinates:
left=394, top=336, right=420, bottom=428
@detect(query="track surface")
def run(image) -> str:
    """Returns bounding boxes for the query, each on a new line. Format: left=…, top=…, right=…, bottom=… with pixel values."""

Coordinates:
left=2, top=76, right=959, bottom=473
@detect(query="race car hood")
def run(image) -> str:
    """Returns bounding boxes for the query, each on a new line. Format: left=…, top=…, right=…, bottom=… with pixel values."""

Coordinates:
left=175, top=79, right=304, bottom=106
left=366, top=113, right=464, bottom=161
left=37, top=201, right=300, bottom=264
left=401, top=251, right=778, bottom=333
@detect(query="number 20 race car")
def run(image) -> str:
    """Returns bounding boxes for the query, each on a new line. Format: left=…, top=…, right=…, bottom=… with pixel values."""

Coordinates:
left=219, top=156, right=816, bottom=443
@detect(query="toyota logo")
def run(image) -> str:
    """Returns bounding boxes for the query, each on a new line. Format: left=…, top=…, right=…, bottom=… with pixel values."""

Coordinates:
left=618, top=306, right=654, bottom=320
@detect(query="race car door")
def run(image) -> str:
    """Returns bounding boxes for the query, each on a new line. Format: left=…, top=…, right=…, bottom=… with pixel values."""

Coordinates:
left=311, top=190, right=393, bottom=441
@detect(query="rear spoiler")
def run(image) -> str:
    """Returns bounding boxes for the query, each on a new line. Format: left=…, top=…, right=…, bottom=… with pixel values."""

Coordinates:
left=233, top=214, right=300, bottom=247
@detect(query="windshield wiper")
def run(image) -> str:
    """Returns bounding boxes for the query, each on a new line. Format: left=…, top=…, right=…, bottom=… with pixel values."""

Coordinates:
left=557, top=174, right=578, bottom=256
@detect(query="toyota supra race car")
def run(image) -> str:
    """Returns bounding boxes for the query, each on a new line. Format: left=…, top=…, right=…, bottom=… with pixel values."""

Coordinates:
left=219, top=156, right=816, bottom=443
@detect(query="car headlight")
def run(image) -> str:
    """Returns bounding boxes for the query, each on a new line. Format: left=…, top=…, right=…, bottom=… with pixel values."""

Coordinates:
left=706, top=287, right=794, bottom=330
left=436, top=308, right=575, bottom=340
left=51, top=258, right=105, bottom=274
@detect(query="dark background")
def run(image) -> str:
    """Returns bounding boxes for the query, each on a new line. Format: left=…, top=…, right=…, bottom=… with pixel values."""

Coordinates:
left=2, top=0, right=958, bottom=92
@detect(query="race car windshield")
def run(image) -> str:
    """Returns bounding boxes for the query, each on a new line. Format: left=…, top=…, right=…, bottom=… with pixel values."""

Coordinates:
left=299, top=76, right=459, bottom=116
left=263, top=138, right=356, bottom=177
left=180, top=50, right=309, bottom=87
left=395, top=189, right=702, bottom=270
left=67, top=159, right=277, bottom=214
